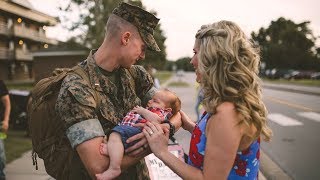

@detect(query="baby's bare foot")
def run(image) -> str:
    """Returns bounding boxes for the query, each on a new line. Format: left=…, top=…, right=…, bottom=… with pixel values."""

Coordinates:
left=96, top=167, right=121, bottom=180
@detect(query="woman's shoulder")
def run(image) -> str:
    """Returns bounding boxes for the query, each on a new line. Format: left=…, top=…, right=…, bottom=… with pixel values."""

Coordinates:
left=216, top=102, right=236, bottom=114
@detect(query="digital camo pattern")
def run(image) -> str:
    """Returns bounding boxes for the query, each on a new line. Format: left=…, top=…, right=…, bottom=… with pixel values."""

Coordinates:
left=55, top=50, right=154, bottom=180
left=112, top=2, right=160, bottom=51
left=66, top=119, right=104, bottom=148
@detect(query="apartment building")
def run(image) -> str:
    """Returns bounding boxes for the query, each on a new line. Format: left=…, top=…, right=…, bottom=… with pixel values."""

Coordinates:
left=0, top=0, right=58, bottom=80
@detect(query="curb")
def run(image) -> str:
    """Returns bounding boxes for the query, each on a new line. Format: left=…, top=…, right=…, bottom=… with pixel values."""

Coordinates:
left=260, top=150, right=292, bottom=180
left=263, top=84, right=320, bottom=96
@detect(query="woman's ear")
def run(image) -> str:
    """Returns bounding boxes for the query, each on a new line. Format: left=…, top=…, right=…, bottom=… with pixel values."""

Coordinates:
left=121, top=32, right=131, bottom=45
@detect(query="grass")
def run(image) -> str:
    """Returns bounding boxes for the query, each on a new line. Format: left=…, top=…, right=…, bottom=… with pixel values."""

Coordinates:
left=167, top=81, right=190, bottom=87
left=154, top=71, right=173, bottom=84
left=263, top=79, right=320, bottom=87
left=4, top=130, right=32, bottom=164
left=6, top=82, right=34, bottom=91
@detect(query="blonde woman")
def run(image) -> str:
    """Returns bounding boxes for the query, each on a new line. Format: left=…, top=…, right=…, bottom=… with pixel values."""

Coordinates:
left=142, top=20, right=272, bottom=179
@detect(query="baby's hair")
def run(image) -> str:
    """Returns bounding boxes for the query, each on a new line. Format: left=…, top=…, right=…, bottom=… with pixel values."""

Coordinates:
left=162, top=88, right=181, bottom=115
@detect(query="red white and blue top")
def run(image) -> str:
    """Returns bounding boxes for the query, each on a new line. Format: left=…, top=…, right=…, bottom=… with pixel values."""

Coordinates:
left=120, top=107, right=172, bottom=126
left=187, top=112, right=260, bottom=180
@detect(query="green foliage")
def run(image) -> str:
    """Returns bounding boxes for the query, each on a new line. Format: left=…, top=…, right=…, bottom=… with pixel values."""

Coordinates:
left=167, top=81, right=189, bottom=87
left=251, top=17, right=320, bottom=71
left=175, top=57, right=194, bottom=71
left=60, top=0, right=167, bottom=70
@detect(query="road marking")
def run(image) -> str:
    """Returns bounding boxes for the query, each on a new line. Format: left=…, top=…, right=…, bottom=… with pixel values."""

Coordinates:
left=264, top=96, right=314, bottom=111
left=297, top=112, right=320, bottom=123
left=268, top=113, right=303, bottom=126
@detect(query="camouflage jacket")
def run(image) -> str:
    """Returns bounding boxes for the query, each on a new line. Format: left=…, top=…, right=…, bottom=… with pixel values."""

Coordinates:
left=55, top=50, right=156, bottom=180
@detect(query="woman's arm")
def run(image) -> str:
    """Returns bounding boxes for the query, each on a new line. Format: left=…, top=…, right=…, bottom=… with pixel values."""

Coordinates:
left=144, top=102, right=244, bottom=180
left=143, top=121, right=204, bottom=179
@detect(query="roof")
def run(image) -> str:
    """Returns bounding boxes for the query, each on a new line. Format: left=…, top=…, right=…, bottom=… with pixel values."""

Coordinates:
left=10, top=0, right=34, bottom=9
left=0, top=0, right=58, bottom=26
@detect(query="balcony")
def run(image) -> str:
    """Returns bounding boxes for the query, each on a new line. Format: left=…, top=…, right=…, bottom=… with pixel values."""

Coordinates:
left=0, top=48, right=14, bottom=60
left=15, top=49, right=33, bottom=61
left=13, top=26, right=58, bottom=45
left=0, top=22, right=12, bottom=36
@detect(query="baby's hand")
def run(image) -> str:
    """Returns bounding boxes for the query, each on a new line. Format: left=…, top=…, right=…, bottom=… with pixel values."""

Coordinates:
left=132, top=106, right=145, bottom=114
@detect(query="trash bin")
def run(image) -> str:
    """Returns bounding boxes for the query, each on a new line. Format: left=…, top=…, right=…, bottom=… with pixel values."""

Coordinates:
left=9, top=90, right=30, bottom=130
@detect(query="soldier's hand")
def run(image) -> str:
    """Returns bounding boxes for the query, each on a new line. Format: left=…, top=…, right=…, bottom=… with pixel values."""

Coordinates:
left=125, top=132, right=150, bottom=156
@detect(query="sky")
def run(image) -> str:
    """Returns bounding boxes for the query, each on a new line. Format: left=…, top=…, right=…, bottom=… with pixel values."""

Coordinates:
left=29, top=0, right=320, bottom=61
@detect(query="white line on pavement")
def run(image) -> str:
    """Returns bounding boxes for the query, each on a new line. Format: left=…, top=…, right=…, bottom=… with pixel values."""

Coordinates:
left=268, top=113, right=303, bottom=126
left=297, top=112, right=320, bottom=123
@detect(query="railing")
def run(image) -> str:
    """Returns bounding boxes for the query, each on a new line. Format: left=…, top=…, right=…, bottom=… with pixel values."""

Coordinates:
left=0, top=48, right=14, bottom=60
left=14, top=26, right=58, bottom=45
left=15, top=49, right=33, bottom=61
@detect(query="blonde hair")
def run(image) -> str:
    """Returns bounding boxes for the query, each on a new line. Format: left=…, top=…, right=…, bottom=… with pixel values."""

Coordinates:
left=196, top=20, right=272, bottom=141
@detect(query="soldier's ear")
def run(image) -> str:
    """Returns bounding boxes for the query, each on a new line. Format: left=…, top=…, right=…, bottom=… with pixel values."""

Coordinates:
left=121, top=32, right=131, bottom=45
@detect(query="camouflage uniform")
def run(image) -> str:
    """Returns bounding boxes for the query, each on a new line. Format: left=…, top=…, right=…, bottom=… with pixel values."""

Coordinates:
left=55, top=2, right=161, bottom=179
left=55, top=50, right=157, bottom=179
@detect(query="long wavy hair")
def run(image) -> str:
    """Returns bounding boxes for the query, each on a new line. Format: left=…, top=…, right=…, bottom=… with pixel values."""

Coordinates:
left=196, top=21, right=272, bottom=141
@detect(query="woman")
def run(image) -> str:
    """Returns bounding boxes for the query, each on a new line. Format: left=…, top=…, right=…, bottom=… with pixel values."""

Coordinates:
left=142, top=20, right=272, bottom=179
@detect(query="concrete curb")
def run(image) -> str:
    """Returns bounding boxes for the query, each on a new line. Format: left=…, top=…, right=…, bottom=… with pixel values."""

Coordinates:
left=262, top=84, right=320, bottom=96
left=260, top=150, right=292, bottom=180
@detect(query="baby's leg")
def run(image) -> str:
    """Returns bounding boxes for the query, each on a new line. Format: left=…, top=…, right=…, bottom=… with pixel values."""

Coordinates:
left=96, top=132, right=124, bottom=180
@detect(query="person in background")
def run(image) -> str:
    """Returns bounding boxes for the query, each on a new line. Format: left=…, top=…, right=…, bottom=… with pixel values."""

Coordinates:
left=143, top=20, right=272, bottom=179
left=0, top=80, right=11, bottom=180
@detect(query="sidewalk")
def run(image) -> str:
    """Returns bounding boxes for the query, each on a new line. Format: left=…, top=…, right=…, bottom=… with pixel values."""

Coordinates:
left=6, top=73, right=313, bottom=179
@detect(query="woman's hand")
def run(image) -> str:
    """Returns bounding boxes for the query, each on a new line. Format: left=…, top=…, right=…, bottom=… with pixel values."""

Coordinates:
left=143, top=121, right=170, bottom=157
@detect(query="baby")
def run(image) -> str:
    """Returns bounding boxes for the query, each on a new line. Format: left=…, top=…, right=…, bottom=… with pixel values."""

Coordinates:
left=96, top=89, right=181, bottom=180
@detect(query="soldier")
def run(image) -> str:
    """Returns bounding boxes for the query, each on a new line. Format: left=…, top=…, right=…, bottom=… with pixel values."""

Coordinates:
left=55, top=2, right=180, bottom=180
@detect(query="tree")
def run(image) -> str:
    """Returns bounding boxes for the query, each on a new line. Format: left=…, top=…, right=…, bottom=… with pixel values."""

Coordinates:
left=175, top=57, right=194, bottom=71
left=251, top=17, right=320, bottom=71
left=59, top=0, right=167, bottom=69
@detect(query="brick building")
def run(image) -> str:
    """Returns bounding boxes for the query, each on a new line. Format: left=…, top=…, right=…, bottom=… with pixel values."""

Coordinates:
left=0, top=0, right=58, bottom=81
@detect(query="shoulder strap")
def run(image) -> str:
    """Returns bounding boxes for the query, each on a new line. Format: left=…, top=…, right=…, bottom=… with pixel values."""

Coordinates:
left=127, top=68, right=136, bottom=91
left=71, top=65, right=101, bottom=110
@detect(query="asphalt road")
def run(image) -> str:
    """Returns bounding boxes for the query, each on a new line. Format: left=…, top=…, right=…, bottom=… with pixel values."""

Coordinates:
left=262, top=89, right=320, bottom=180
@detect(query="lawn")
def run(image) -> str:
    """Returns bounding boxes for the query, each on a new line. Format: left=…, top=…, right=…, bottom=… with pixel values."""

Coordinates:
left=154, top=71, right=173, bottom=84
left=4, top=130, right=32, bottom=164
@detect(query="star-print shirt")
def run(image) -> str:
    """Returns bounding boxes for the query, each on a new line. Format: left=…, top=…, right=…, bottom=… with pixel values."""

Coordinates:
left=187, top=112, right=260, bottom=179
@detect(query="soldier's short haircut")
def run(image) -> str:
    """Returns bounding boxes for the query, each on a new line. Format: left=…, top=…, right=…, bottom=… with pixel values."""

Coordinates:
left=105, top=14, right=139, bottom=39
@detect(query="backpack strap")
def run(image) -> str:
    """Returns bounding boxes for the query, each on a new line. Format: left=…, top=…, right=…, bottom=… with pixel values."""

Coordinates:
left=127, top=68, right=136, bottom=91
left=71, top=65, right=101, bottom=110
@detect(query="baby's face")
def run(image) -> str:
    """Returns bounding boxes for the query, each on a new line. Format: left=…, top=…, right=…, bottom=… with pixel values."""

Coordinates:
left=147, top=91, right=169, bottom=109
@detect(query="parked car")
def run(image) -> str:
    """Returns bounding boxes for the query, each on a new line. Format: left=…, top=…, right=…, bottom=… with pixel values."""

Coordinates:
left=265, top=68, right=293, bottom=79
left=285, top=70, right=314, bottom=79
left=311, top=72, right=320, bottom=80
